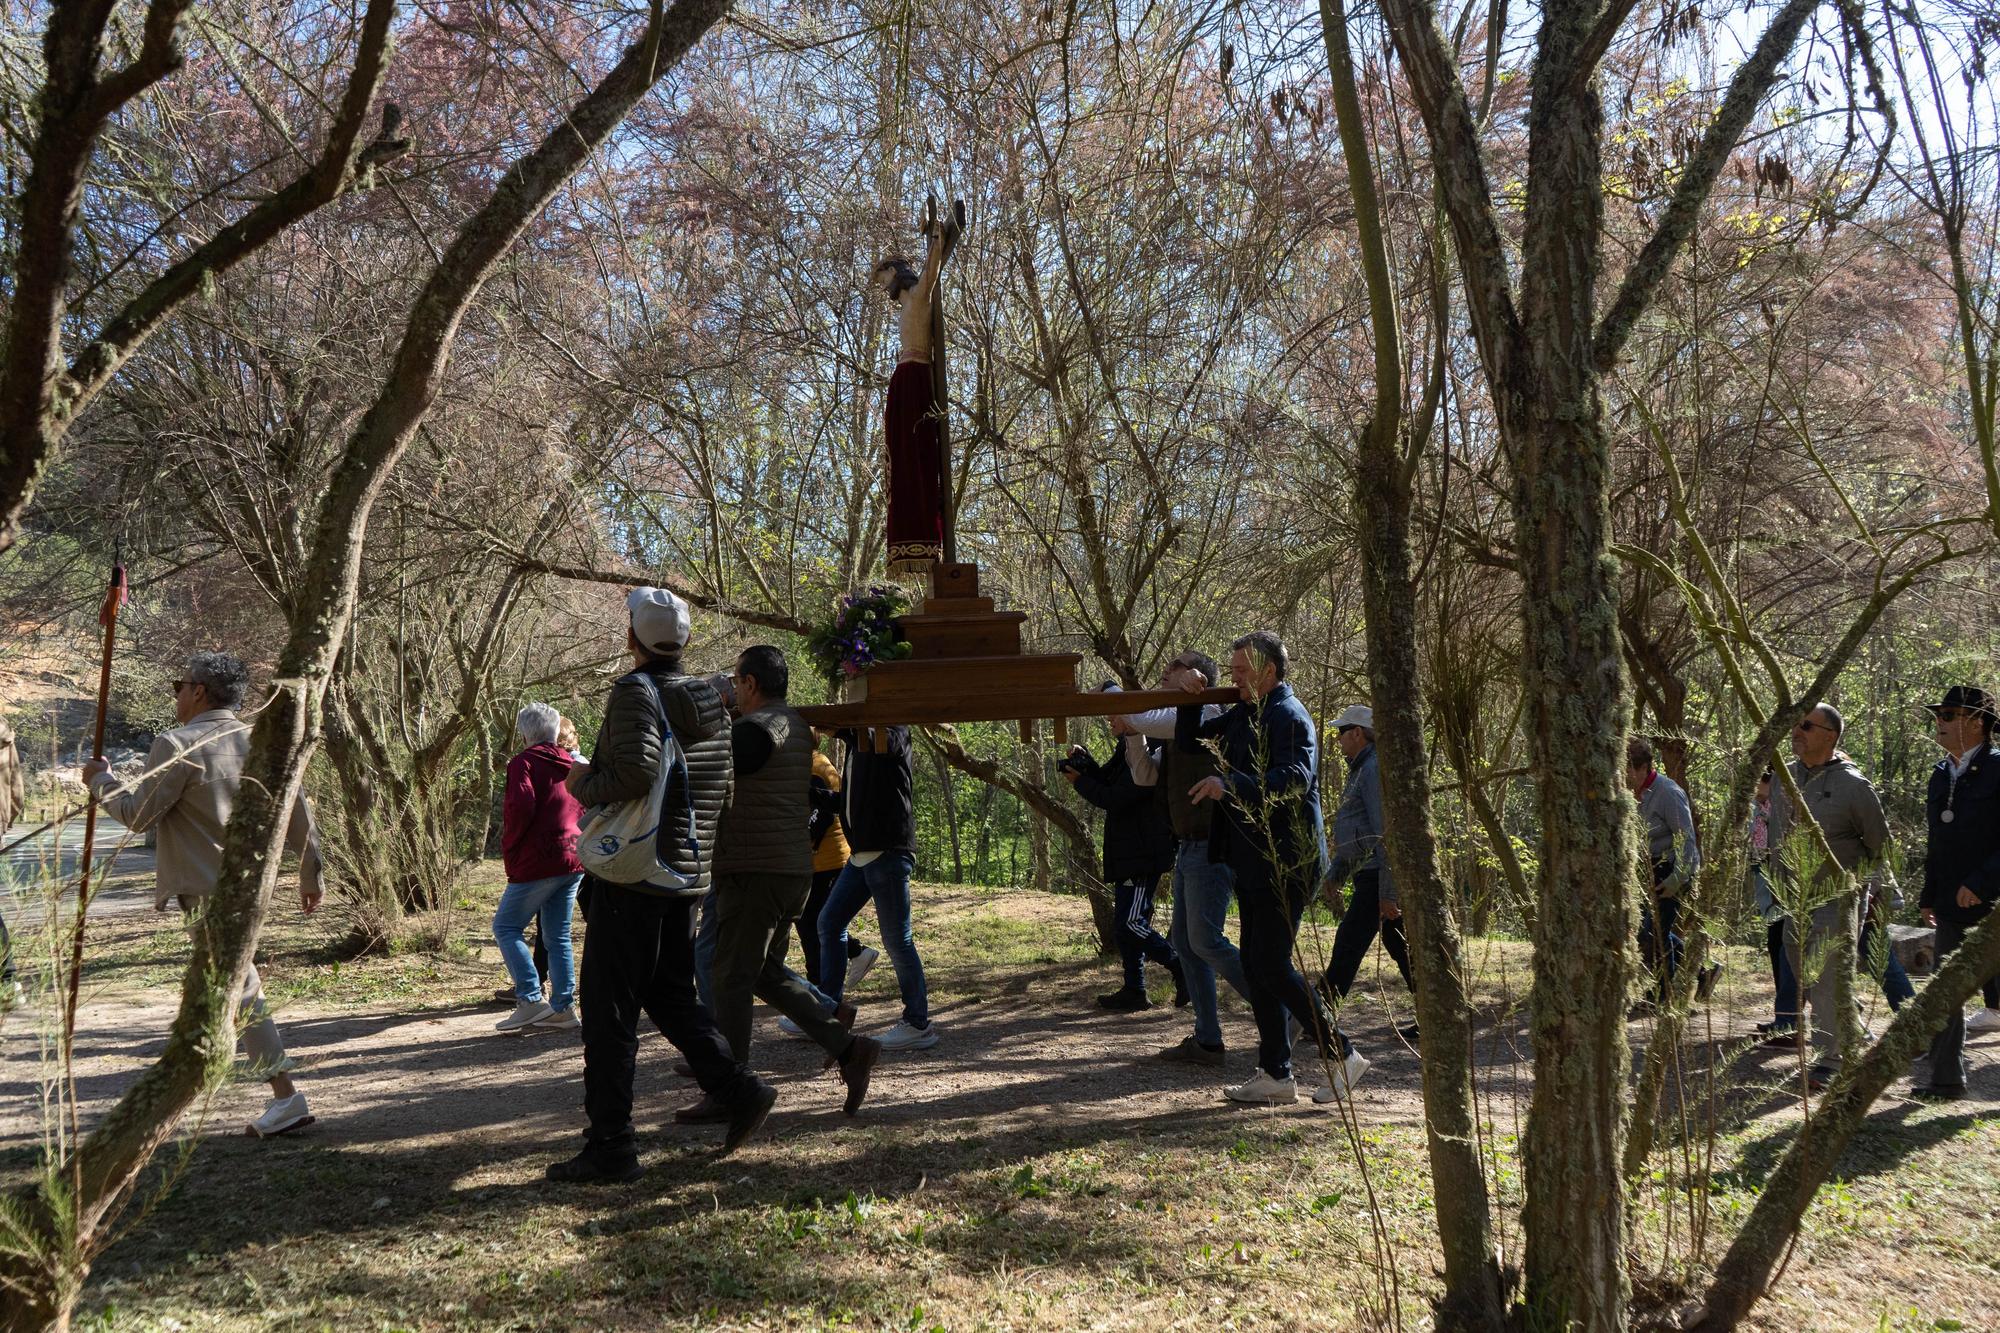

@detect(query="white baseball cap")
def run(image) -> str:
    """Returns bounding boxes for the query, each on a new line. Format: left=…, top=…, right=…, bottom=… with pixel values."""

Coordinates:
left=1333, top=704, right=1374, bottom=731
left=627, top=586, right=691, bottom=655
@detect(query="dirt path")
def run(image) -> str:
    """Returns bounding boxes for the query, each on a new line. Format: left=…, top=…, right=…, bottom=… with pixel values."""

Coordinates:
left=4, top=883, right=1997, bottom=1331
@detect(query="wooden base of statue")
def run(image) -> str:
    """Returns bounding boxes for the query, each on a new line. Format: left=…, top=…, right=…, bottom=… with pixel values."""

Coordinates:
left=798, top=562, right=1237, bottom=731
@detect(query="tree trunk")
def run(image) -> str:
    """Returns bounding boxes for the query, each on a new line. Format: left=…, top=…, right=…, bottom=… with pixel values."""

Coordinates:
left=1318, top=0, right=1506, bottom=1321
left=1511, top=415, right=1634, bottom=1331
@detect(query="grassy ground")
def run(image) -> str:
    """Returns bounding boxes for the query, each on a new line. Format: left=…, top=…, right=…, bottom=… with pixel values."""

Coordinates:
left=4, top=862, right=1997, bottom=1331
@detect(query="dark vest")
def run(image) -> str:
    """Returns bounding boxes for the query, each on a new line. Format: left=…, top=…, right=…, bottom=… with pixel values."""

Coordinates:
left=715, top=703, right=814, bottom=877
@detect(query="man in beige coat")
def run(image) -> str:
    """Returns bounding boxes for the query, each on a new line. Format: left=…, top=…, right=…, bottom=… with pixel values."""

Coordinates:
left=83, top=652, right=325, bottom=1137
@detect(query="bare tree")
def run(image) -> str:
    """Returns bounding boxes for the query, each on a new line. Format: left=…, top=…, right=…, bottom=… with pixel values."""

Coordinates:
left=0, top=1, right=734, bottom=1324
left=0, top=0, right=410, bottom=552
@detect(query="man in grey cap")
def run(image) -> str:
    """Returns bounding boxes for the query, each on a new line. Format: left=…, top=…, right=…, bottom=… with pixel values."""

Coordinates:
left=1317, top=705, right=1417, bottom=1043
left=548, top=586, right=777, bottom=1182
left=1767, top=701, right=1893, bottom=1092
left=82, top=652, right=325, bottom=1137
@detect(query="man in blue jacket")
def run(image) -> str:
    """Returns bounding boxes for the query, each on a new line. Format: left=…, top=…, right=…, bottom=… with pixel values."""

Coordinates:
left=1178, top=632, right=1368, bottom=1106
left=1916, top=685, right=2000, bottom=1099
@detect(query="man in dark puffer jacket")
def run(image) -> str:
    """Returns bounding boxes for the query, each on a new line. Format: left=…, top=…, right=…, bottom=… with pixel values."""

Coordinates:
left=546, top=587, right=776, bottom=1183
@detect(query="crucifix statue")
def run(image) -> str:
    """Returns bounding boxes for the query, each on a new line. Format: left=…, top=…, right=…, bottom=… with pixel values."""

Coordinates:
left=872, top=196, right=964, bottom=578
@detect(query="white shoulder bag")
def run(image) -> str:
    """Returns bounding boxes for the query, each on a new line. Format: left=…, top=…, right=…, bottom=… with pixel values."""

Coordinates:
left=577, top=673, right=702, bottom=892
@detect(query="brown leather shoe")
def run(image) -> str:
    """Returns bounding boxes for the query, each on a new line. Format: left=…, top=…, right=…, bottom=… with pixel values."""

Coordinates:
left=673, top=1094, right=731, bottom=1124
left=838, top=1035, right=882, bottom=1115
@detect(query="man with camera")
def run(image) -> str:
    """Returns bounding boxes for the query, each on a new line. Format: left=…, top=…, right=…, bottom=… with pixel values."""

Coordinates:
left=1061, top=685, right=1185, bottom=1013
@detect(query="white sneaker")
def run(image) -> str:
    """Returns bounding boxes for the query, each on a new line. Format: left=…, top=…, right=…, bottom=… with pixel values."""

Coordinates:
left=845, top=946, right=881, bottom=991
left=1313, top=1048, right=1372, bottom=1104
left=497, top=1000, right=554, bottom=1033
left=1224, top=1069, right=1298, bottom=1105
left=247, top=1091, right=313, bottom=1137
left=877, top=1020, right=939, bottom=1051
left=530, top=1007, right=579, bottom=1032
left=777, top=1015, right=804, bottom=1037
left=1966, top=1007, right=2000, bottom=1033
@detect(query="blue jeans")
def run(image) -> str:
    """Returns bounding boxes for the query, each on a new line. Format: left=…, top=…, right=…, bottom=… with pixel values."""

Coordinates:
left=694, top=888, right=719, bottom=1011
left=1170, top=840, right=1247, bottom=1049
left=1767, top=917, right=1800, bottom=1031
left=818, top=852, right=928, bottom=1029
left=493, top=873, right=581, bottom=1010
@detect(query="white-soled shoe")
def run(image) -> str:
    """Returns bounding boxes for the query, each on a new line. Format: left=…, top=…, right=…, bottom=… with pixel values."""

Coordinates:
left=845, top=946, right=881, bottom=992
left=1313, top=1048, right=1372, bottom=1104
left=1224, top=1069, right=1298, bottom=1105
left=530, top=1007, right=579, bottom=1032
left=497, top=1000, right=554, bottom=1033
left=247, top=1092, right=313, bottom=1138
left=877, top=1020, right=939, bottom=1051
left=1966, top=1007, right=2000, bottom=1033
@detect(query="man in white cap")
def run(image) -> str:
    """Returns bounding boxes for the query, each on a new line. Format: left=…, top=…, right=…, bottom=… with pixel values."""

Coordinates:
left=1317, top=705, right=1417, bottom=1044
left=547, top=586, right=777, bottom=1182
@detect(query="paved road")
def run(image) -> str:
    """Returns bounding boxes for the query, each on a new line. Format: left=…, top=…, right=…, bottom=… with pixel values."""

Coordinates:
left=2, top=817, right=156, bottom=916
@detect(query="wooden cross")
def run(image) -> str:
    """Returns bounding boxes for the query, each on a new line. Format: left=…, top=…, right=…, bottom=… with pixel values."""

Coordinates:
left=925, top=195, right=966, bottom=565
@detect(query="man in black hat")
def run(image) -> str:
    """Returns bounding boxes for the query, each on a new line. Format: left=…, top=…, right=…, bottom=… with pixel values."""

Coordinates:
left=1915, top=685, right=2000, bottom=1099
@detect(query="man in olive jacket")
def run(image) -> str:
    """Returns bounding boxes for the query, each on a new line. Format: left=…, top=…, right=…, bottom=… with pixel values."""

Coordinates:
left=547, top=587, right=776, bottom=1184
left=1915, top=686, right=2000, bottom=1098
left=698, top=645, right=880, bottom=1118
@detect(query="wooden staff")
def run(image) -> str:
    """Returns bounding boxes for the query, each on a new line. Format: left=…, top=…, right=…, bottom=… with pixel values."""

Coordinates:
left=73, top=548, right=128, bottom=908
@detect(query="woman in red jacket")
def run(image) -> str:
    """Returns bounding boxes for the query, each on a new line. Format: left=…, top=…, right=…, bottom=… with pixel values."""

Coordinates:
left=494, top=702, right=585, bottom=1034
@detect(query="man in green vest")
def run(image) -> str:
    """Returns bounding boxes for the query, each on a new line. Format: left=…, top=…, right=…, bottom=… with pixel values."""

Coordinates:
left=684, top=645, right=881, bottom=1121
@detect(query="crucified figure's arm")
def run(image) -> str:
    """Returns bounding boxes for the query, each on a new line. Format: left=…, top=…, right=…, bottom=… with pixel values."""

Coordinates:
left=876, top=225, right=946, bottom=365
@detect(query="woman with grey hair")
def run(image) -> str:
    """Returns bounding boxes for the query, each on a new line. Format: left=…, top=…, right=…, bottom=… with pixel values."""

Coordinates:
left=493, top=702, right=585, bottom=1034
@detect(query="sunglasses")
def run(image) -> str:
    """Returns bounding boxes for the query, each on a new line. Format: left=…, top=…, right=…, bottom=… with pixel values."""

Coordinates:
left=170, top=679, right=190, bottom=694
left=1793, top=719, right=1834, bottom=733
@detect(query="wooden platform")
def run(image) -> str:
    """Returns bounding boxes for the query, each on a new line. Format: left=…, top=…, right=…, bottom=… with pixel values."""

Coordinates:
left=796, top=561, right=1238, bottom=728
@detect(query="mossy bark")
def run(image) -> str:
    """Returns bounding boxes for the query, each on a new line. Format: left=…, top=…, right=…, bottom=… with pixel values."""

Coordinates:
left=1318, top=0, right=1506, bottom=1323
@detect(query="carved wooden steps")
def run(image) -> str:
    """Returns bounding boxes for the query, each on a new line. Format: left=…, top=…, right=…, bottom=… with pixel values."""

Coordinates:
left=796, top=560, right=1239, bottom=728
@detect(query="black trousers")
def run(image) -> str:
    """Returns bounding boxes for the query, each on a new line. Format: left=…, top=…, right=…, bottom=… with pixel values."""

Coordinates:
left=579, top=878, right=758, bottom=1154
left=1236, top=868, right=1345, bottom=1078
left=1320, top=869, right=1413, bottom=1000
left=795, top=866, right=865, bottom=990
left=1112, top=876, right=1179, bottom=990
left=1926, top=918, right=1977, bottom=1089
left=1637, top=892, right=1684, bottom=993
